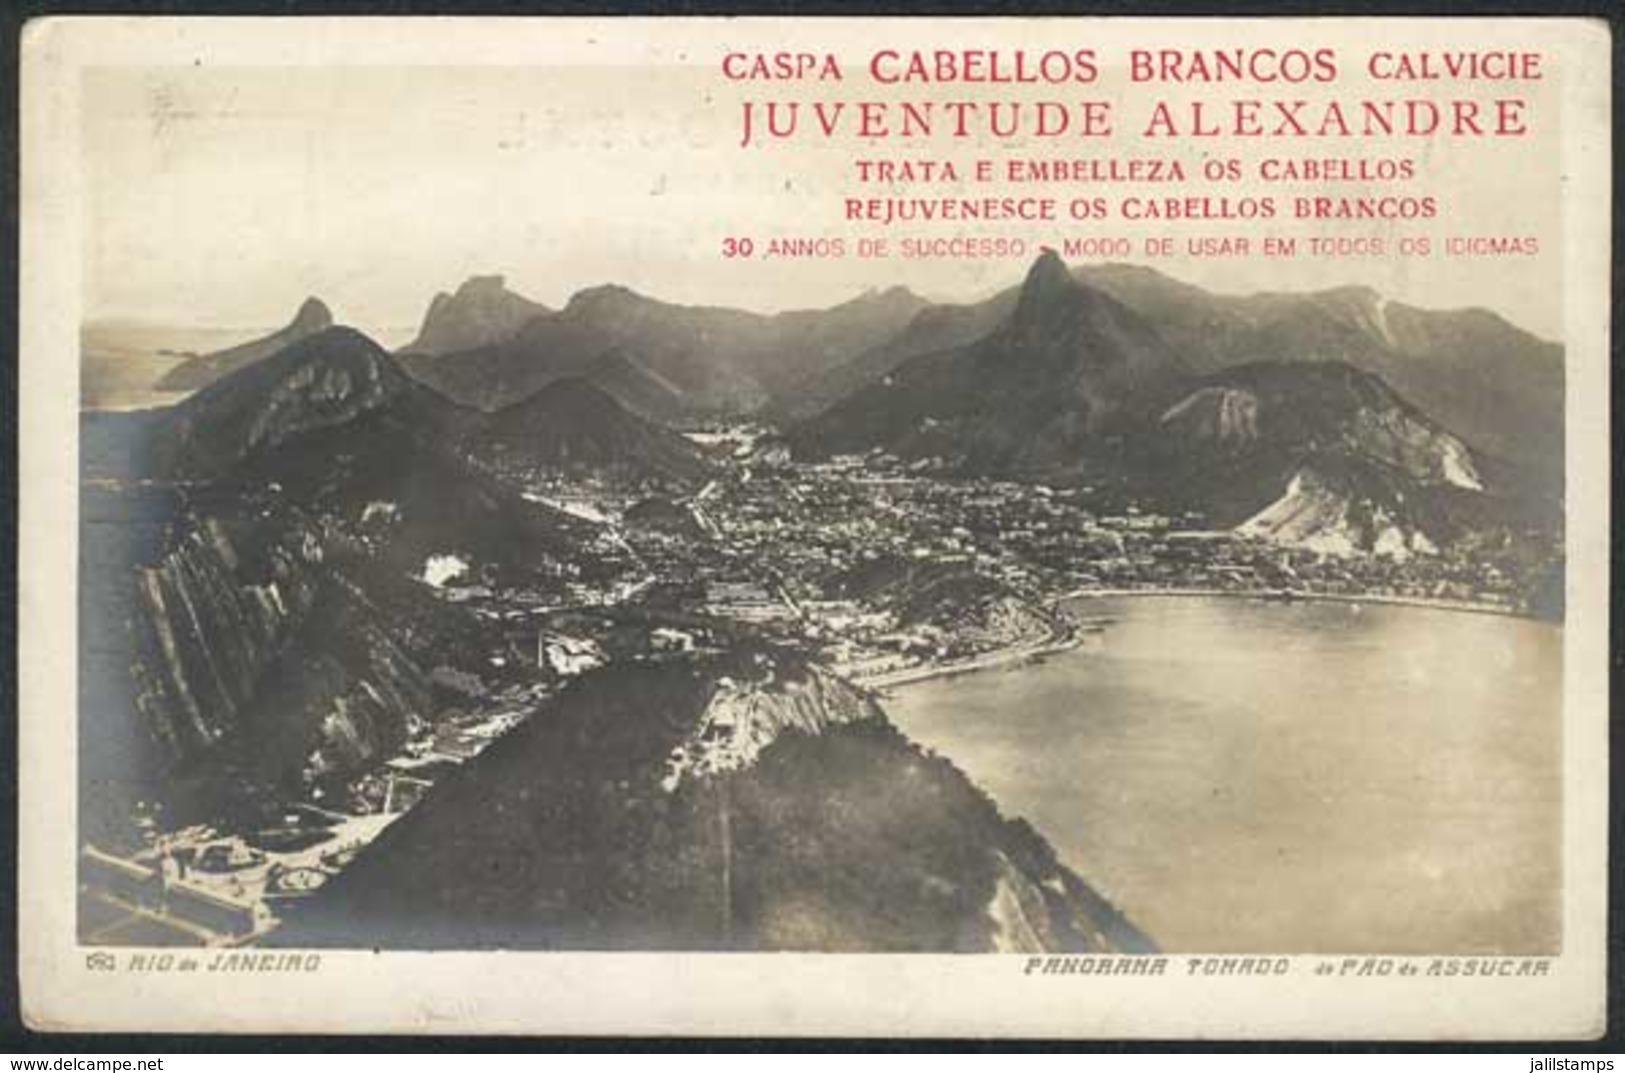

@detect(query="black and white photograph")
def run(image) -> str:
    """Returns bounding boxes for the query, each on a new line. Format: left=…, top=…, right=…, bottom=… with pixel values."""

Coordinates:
left=17, top=15, right=1611, bottom=1038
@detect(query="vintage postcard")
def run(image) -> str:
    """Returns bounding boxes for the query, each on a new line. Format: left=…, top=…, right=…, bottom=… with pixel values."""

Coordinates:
left=16, top=15, right=1611, bottom=1037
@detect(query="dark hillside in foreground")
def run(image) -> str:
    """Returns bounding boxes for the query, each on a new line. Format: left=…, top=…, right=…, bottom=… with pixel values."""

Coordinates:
left=276, top=648, right=1153, bottom=953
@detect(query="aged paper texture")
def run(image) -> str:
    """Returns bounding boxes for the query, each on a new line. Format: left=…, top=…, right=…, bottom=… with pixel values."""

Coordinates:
left=17, top=15, right=1612, bottom=1037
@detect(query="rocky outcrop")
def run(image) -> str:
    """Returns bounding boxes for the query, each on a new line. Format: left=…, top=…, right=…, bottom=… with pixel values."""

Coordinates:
left=1159, top=387, right=1262, bottom=448
left=660, top=665, right=875, bottom=790
left=80, top=500, right=437, bottom=840
left=1236, top=468, right=1438, bottom=559
left=399, top=275, right=549, bottom=357
left=1152, top=361, right=1506, bottom=552
left=127, top=517, right=320, bottom=763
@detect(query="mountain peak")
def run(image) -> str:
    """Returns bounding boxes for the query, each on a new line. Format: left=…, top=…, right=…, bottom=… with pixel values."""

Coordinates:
left=565, top=283, right=646, bottom=314
left=1013, top=249, right=1077, bottom=321
left=293, top=297, right=334, bottom=330
left=400, top=275, right=550, bottom=356
left=455, top=274, right=510, bottom=296
left=482, top=374, right=710, bottom=484
left=157, top=325, right=431, bottom=480
left=856, top=284, right=923, bottom=306
left=241, top=325, right=407, bottom=396
left=1029, top=247, right=1071, bottom=280
left=523, top=375, right=624, bottom=414
left=1315, top=283, right=1383, bottom=311
left=154, top=297, right=337, bottom=391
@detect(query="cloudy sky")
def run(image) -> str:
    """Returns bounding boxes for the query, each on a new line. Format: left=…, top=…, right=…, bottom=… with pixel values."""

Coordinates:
left=80, top=20, right=1569, bottom=341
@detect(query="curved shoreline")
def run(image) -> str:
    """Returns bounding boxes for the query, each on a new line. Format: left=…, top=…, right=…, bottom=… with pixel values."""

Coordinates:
left=1048, top=586, right=1526, bottom=619
left=855, top=623, right=1085, bottom=692
left=857, top=585, right=1543, bottom=693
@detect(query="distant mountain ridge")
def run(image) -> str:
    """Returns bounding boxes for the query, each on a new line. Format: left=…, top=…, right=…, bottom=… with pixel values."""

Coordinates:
left=779, top=262, right=1560, bottom=487
left=135, top=263, right=1559, bottom=484
left=145, top=261, right=1550, bottom=563
left=152, top=324, right=710, bottom=495
left=400, top=282, right=929, bottom=419
left=154, top=297, right=334, bottom=391
left=1070, top=263, right=1564, bottom=482
left=792, top=251, right=1189, bottom=474
left=769, top=290, right=1019, bottom=423
left=794, top=252, right=1557, bottom=557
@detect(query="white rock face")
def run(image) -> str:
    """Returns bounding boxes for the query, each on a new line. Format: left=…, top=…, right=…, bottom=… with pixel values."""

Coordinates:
left=1238, top=469, right=1443, bottom=559
left=1349, top=405, right=1485, bottom=491
left=361, top=501, right=399, bottom=525
left=1371, top=295, right=1396, bottom=347
left=1237, top=471, right=1357, bottom=555
left=985, top=852, right=1048, bottom=954
left=660, top=669, right=876, bottom=792
left=1440, top=439, right=1484, bottom=491
left=538, top=633, right=605, bottom=677
left=1373, top=524, right=1411, bottom=561
left=1160, top=387, right=1261, bottom=447
left=420, top=554, right=468, bottom=589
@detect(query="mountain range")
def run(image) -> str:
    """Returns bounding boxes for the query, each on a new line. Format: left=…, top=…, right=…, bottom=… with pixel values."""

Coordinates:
left=398, top=281, right=929, bottom=418
left=89, top=253, right=1564, bottom=563
left=1069, top=263, right=1564, bottom=485
left=792, top=252, right=1558, bottom=556
left=776, top=262, right=1563, bottom=489
left=767, top=290, right=1020, bottom=423
left=153, top=325, right=708, bottom=495
left=474, top=376, right=712, bottom=483
left=119, top=260, right=1562, bottom=499
left=795, top=252, right=1189, bottom=470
